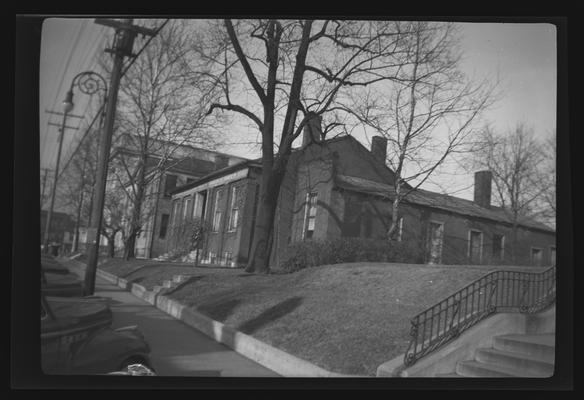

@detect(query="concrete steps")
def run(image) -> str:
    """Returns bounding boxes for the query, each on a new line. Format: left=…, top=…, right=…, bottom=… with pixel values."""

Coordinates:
left=445, top=333, right=555, bottom=378
left=150, top=273, right=198, bottom=296
left=494, top=333, right=555, bottom=363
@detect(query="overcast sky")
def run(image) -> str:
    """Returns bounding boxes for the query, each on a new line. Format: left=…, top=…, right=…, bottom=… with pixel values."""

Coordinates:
left=39, top=18, right=557, bottom=201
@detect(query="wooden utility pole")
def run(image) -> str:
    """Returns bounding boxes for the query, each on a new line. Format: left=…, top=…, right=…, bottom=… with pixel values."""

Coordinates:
left=83, top=18, right=156, bottom=295
left=40, top=168, right=51, bottom=208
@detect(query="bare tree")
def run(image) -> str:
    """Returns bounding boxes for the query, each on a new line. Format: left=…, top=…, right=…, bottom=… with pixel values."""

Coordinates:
left=56, top=126, right=101, bottom=252
left=101, top=19, right=222, bottom=259
left=200, top=19, right=410, bottom=273
left=99, top=173, right=130, bottom=258
left=472, top=123, right=547, bottom=262
left=534, top=130, right=556, bottom=229
left=339, top=22, right=499, bottom=241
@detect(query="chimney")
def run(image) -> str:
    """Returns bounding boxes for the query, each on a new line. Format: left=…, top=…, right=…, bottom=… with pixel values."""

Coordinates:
left=215, top=154, right=229, bottom=170
left=371, top=136, right=388, bottom=164
left=302, top=114, right=322, bottom=147
left=474, top=170, right=492, bottom=208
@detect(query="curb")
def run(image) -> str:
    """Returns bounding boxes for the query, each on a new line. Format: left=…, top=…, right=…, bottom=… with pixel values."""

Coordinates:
left=74, top=260, right=356, bottom=377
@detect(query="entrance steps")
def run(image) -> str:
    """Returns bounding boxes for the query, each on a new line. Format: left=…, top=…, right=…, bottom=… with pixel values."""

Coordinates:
left=439, top=333, right=555, bottom=377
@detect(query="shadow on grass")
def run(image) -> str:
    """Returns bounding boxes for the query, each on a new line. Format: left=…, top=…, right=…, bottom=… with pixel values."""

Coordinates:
left=237, top=297, right=303, bottom=335
left=196, top=298, right=243, bottom=322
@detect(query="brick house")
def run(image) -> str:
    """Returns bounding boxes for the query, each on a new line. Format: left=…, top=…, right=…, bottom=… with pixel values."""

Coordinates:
left=76, top=137, right=246, bottom=259
left=167, top=119, right=556, bottom=268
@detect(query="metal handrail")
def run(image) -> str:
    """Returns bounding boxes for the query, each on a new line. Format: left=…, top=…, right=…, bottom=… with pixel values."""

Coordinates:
left=403, top=266, right=556, bottom=367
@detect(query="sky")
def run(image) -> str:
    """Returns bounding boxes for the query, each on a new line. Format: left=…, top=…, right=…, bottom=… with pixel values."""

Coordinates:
left=39, top=18, right=557, bottom=203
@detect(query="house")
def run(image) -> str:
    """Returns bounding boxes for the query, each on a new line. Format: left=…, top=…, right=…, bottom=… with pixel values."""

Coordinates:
left=167, top=118, right=556, bottom=268
left=77, top=136, right=247, bottom=259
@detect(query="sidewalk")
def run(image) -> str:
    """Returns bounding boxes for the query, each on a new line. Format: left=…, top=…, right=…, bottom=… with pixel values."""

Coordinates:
left=66, top=261, right=279, bottom=377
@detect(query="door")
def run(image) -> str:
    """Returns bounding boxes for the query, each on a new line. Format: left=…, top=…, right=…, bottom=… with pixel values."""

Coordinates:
left=427, top=222, right=444, bottom=264
left=469, top=230, right=483, bottom=264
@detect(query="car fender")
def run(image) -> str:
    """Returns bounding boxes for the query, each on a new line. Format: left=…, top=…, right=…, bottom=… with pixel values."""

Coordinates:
left=69, top=326, right=151, bottom=374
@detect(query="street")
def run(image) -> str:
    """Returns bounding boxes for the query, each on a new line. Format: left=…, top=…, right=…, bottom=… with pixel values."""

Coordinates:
left=66, top=261, right=279, bottom=377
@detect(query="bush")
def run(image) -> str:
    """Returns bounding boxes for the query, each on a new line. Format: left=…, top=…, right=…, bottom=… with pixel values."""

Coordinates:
left=168, top=217, right=209, bottom=258
left=280, top=237, right=423, bottom=272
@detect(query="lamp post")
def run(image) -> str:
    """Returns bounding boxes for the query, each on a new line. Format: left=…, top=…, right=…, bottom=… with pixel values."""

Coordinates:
left=42, top=71, right=107, bottom=255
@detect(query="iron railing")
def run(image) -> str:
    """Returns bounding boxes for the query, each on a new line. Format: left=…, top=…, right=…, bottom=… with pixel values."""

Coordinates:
left=403, top=266, right=556, bottom=367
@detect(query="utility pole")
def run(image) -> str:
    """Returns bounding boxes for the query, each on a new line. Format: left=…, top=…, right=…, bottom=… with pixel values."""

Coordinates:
left=40, top=168, right=51, bottom=209
left=84, top=18, right=156, bottom=295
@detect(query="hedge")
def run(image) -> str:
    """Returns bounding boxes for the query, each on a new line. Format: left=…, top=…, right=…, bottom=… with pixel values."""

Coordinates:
left=279, top=237, right=423, bottom=272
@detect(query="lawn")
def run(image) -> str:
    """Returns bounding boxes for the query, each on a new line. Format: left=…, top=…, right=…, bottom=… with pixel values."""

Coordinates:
left=97, top=259, right=546, bottom=376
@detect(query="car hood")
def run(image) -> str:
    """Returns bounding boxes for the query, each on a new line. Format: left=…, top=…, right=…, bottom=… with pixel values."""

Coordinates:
left=43, top=272, right=81, bottom=286
left=41, top=259, right=70, bottom=275
left=45, top=296, right=113, bottom=331
left=42, top=272, right=85, bottom=297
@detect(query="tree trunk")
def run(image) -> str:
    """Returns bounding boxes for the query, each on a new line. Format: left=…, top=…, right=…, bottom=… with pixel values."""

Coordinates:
left=107, top=235, right=116, bottom=258
left=245, top=168, right=283, bottom=274
left=124, top=158, right=147, bottom=260
left=387, top=195, right=401, bottom=242
left=124, top=230, right=138, bottom=260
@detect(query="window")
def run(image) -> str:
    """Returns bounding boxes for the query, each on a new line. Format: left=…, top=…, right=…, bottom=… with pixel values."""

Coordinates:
left=192, top=192, right=205, bottom=219
left=159, top=214, right=169, bottom=239
left=227, top=186, right=240, bottom=231
left=492, top=234, right=505, bottom=261
left=164, top=174, right=178, bottom=197
left=550, top=246, right=556, bottom=266
left=170, top=199, right=181, bottom=228
left=183, top=196, right=192, bottom=220
left=427, top=221, right=444, bottom=264
left=531, top=247, right=543, bottom=266
left=303, top=192, right=318, bottom=240
left=212, top=189, right=223, bottom=232
left=468, top=230, right=483, bottom=264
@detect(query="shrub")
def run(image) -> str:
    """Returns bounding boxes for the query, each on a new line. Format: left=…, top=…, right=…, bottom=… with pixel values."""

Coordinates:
left=280, top=237, right=423, bottom=272
left=168, top=217, right=209, bottom=258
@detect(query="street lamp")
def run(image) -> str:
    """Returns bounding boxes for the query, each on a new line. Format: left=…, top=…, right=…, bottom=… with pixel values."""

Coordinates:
left=42, top=71, right=107, bottom=255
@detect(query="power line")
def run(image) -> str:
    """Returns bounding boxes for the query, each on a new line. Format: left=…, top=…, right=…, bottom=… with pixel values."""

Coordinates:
left=56, top=19, right=169, bottom=181
left=57, top=102, right=105, bottom=181
left=41, top=20, right=88, bottom=167
left=42, top=23, right=109, bottom=173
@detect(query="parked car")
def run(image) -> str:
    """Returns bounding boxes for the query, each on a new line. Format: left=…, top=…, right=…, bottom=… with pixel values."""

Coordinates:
left=41, top=257, right=85, bottom=297
left=42, top=270, right=85, bottom=297
left=41, top=257, right=70, bottom=275
left=41, top=295, right=155, bottom=375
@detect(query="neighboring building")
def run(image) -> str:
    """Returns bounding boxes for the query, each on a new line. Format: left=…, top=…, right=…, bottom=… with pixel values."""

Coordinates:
left=78, top=136, right=247, bottom=259
left=40, top=210, right=75, bottom=253
left=167, top=118, right=556, bottom=268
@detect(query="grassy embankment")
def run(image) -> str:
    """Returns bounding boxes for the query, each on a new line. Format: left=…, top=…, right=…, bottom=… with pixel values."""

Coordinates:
left=94, top=257, right=546, bottom=376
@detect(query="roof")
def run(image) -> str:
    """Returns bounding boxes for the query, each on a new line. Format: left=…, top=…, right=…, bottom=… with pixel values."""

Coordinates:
left=335, top=174, right=555, bottom=234
left=144, top=156, right=217, bottom=176
left=169, top=158, right=262, bottom=195
left=169, top=134, right=368, bottom=196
